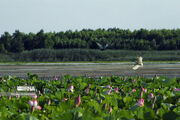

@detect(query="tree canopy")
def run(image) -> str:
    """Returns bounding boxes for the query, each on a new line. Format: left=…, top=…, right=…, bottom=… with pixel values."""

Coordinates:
left=0, top=28, right=180, bottom=53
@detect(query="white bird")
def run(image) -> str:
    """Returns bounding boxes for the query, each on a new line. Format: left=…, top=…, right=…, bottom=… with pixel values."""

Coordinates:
left=132, top=56, right=143, bottom=70
left=96, top=42, right=108, bottom=51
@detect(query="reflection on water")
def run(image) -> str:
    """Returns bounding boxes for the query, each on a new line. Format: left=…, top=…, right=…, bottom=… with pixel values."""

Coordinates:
left=160, top=68, right=180, bottom=69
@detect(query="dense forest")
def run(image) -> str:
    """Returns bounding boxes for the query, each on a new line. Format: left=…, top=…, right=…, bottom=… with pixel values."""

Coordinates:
left=0, top=28, right=180, bottom=53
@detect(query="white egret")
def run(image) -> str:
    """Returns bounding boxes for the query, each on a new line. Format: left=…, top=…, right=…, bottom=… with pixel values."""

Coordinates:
left=132, top=56, right=143, bottom=70
left=96, top=42, right=108, bottom=50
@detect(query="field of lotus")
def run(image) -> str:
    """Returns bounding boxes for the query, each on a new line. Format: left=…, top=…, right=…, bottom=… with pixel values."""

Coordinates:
left=0, top=74, right=179, bottom=120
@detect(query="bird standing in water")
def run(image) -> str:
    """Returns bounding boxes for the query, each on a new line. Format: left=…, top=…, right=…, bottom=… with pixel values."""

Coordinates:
left=132, top=56, right=143, bottom=70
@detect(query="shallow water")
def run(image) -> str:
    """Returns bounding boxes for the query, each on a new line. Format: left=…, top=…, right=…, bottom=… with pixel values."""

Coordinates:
left=0, top=62, right=180, bottom=79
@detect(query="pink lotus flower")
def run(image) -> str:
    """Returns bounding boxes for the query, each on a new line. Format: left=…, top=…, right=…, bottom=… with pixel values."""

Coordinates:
left=68, top=85, right=74, bottom=93
left=115, top=87, right=119, bottom=93
left=84, top=88, right=89, bottom=94
left=28, top=100, right=41, bottom=110
left=28, top=100, right=33, bottom=106
left=174, top=88, right=180, bottom=92
left=108, top=107, right=112, bottom=113
left=144, top=88, right=147, bottom=93
left=138, top=99, right=144, bottom=107
left=2, top=77, right=6, bottom=82
left=54, top=75, right=58, bottom=81
left=107, top=90, right=112, bottom=95
left=75, top=95, right=81, bottom=107
left=31, top=94, right=37, bottom=99
left=62, top=98, right=68, bottom=102
left=141, top=87, right=147, bottom=93
left=129, top=89, right=136, bottom=94
left=106, top=85, right=111, bottom=89
left=35, top=106, right=42, bottom=110
left=148, top=93, right=154, bottom=99
left=132, top=89, right=136, bottom=92
left=24, top=83, right=27, bottom=86
left=133, top=78, right=136, bottom=83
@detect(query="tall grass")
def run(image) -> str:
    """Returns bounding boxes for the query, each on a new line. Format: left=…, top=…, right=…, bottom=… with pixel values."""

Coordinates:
left=1, top=49, right=180, bottom=62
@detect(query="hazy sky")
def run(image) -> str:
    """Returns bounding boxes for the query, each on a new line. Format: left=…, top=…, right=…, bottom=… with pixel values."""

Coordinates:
left=0, top=0, right=180, bottom=34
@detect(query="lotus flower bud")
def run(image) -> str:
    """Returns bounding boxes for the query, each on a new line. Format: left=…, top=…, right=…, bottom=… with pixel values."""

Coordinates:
left=84, top=88, right=89, bottom=94
left=62, top=98, right=68, bottom=102
left=28, top=100, right=34, bottom=106
left=138, top=99, right=144, bottom=107
left=108, top=107, right=112, bottom=113
left=144, top=88, right=147, bottom=93
left=115, top=87, right=119, bottom=93
left=174, top=88, right=180, bottom=92
left=48, top=99, right=51, bottom=105
left=108, top=90, right=112, bottom=95
left=31, top=94, right=37, bottom=99
left=38, top=90, right=41, bottom=95
left=68, top=85, right=74, bottom=93
left=155, top=109, right=159, bottom=114
left=148, top=93, right=154, bottom=99
left=75, top=95, right=81, bottom=107
left=152, top=103, right=155, bottom=109
left=88, top=84, right=91, bottom=88
left=152, top=96, right=157, bottom=109
left=133, top=78, right=136, bottom=83
left=99, top=99, right=103, bottom=104
left=2, top=77, right=6, bottom=82
left=106, top=85, right=111, bottom=89
left=123, top=76, right=126, bottom=81
left=33, top=100, right=38, bottom=107
left=140, top=87, right=144, bottom=98
left=54, top=75, right=58, bottom=81
left=132, top=89, right=136, bottom=92
left=103, top=103, right=107, bottom=110
left=29, top=100, right=41, bottom=111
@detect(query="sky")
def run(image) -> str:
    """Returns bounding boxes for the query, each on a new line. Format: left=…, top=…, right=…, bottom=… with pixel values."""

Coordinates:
left=0, top=0, right=180, bottom=34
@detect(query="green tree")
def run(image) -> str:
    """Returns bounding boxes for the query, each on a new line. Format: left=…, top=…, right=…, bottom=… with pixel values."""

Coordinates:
left=11, top=30, right=24, bottom=52
left=0, top=32, right=12, bottom=51
left=0, top=43, right=7, bottom=53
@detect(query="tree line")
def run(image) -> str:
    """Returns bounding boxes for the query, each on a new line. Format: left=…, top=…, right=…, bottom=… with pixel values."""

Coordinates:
left=0, top=28, right=180, bottom=53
